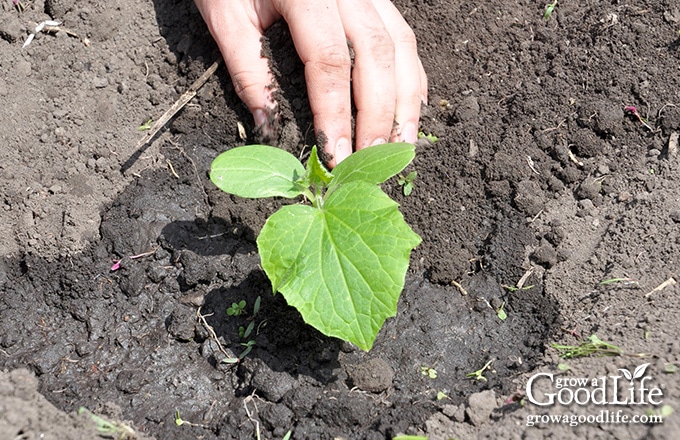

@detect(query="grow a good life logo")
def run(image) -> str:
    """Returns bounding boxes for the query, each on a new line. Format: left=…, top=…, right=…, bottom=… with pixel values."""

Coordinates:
left=525, top=363, right=664, bottom=407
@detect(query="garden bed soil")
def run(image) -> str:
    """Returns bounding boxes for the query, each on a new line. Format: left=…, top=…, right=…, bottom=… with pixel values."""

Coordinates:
left=1, top=0, right=679, bottom=439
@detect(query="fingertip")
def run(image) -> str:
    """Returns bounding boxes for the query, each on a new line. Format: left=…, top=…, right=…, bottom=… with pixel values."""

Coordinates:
left=331, top=137, right=351, bottom=167
left=252, top=106, right=280, bottom=144
left=402, top=121, right=417, bottom=144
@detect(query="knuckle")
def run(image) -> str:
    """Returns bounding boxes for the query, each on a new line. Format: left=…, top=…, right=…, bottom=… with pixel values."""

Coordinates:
left=230, top=70, right=260, bottom=99
left=364, top=31, right=395, bottom=62
left=309, top=45, right=352, bottom=75
left=393, top=25, right=417, bottom=49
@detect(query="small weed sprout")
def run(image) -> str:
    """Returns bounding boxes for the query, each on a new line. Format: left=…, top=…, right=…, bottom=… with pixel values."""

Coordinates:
left=238, top=321, right=255, bottom=339
left=436, top=390, right=449, bottom=401
left=417, top=131, right=438, bottom=143
left=138, top=117, right=153, bottom=131
left=496, top=301, right=507, bottom=321
left=78, top=407, right=135, bottom=439
left=646, top=404, right=674, bottom=420
left=544, top=0, right=558, bottom=20
left=552, top=334, right=623, bottom=358
left=421, top=366, right=437, bottom=379
left=397, top=171, right=417, bottom=196
left=224, top=297, right=261, bottom=363
left=599, top=277, right=638, bottom=286
left=466, top=359, right=494, bottom=382
left=174, top=410, right=208, bottom=428
left=227, top=300, right=247, bottom=316
left=253, top=295, right=261, bottom=316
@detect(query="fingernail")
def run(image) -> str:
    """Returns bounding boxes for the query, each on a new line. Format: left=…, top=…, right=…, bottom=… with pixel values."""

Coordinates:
left=253, top=109, right=268, bottom=127
left=371, top=137, right=387, bottom=147
left=402, top=122, right=417, bottom=144
left=335, top=137, right=351, bottom=164
left=421, top=94, right=428, bottom=106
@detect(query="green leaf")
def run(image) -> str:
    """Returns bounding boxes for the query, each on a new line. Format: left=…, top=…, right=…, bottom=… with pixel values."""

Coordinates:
left=257, top=181, right=421, bottom=350
left=210, top=145, right=306, bottom=198
left=330, top=143, right=415, bottom=190
left=497, top=306, right=507, bottom=321
left=306, top=145, right=333, bottom=187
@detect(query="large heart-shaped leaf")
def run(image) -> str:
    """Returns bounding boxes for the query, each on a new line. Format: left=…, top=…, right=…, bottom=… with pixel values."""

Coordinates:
left=257, top=180, right=421, bottom=350
left=210, top=145, right=306, bottom=198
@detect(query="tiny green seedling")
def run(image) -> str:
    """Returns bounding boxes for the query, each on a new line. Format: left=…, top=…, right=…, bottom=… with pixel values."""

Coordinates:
left=557, top=363, right=571, bottom=372
left=496, top=301, right=507, bottom=321
left=252, top=295, right=261, bottom=316
left=227, top=300, right=247, bottom=317
left=417, top=131, right=438, bottom=143
left=225, top=297, right=262, bottom=363
left=551, top=334, right=623, bottom=358
left=599, top=277, right=638, bottom=286
left=210, top=143, right=421, bottom=350
left=138, top=117, right=153, bottom=131
left=664, top=363, right=678, bottom=374
left=544, top=0, right=558, bottom=20
left=78, top=407, right=135, bottom=439
left=397, top=171, right=417, bottom=196
left=239, top=339, right=256, bottom=358
left=646, top=404, right=674, bottom=419
left=238, top=321, right=255, bottom=339
left=174, top=410, right=208, bottom=428
left=421, top=366, right=437, bottom=379
left=436, top=390, right=449, bottom=401
left=466, top=359, right=494, bottom=382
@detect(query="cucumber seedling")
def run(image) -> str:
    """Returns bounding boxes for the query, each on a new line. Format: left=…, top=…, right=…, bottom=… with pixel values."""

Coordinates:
left=210, top=143, right=421, bottom=350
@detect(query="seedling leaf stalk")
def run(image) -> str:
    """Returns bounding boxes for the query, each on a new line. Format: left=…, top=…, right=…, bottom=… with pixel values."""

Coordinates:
left=466, top=359, right=494, bottom=382
left=210, top=143, right=421, bottom=351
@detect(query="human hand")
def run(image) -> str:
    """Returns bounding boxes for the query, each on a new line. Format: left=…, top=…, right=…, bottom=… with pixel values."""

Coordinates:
left=194, top=0, right=427, bottom=167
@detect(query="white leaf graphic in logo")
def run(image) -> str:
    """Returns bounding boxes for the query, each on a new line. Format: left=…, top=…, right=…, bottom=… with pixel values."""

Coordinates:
left=619, top=368, right=633, bottom=381
left=619, top=363, right=650, bottom=385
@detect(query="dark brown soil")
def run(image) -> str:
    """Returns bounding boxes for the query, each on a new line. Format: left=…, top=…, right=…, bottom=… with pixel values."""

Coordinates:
left=1, top=0, right=679, bottom=439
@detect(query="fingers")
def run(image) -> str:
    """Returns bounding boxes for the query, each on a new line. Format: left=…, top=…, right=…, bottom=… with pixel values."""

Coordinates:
left=196, top=0, right=427, bottom=165
left=274, top=0, right=353, bottom=167
left=338, top=0, right=396, bottom=151
left=370, top=0, right=427, bottom=144
left=194, top=0, right=280, bottom=133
